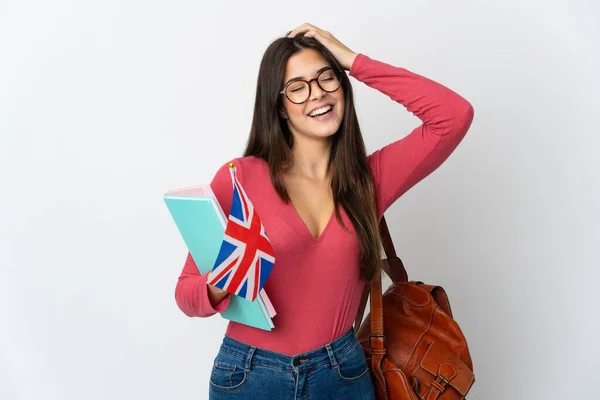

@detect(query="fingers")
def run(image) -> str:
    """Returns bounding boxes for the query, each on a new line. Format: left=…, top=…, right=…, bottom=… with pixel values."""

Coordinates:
left=287, top=22, right=309, bottom=37
left=287, top=22, right=323, bottom=39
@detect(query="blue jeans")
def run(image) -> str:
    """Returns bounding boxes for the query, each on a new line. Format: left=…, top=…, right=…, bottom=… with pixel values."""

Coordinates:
left=208, top=327, right=376, bottom=399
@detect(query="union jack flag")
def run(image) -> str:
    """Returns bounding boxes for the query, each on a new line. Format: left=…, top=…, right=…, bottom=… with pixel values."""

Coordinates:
left=207, top=162, right=276, bottom=302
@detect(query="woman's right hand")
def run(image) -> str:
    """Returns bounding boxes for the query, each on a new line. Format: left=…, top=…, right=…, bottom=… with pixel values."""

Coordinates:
left=208, top=284, right=227, bottom=295
left=207, top=283, right=229, bottom=307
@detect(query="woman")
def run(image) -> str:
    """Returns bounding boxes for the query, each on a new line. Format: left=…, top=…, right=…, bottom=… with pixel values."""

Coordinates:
left=175, top=23, right=474, bottom=400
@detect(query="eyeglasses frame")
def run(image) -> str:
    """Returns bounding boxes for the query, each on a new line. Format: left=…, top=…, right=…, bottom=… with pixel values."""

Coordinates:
left=279, top=67, right=343, bottom=104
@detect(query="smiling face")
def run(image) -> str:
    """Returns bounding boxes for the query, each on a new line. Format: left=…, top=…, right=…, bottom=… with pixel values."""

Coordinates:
left=279, top=49, right=345, bottom=143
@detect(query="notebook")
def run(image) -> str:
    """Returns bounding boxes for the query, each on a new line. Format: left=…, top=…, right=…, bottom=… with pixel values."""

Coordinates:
left=164, top=184, right=276, bottom=330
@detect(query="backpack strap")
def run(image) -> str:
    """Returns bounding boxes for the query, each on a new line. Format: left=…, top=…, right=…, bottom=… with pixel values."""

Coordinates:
left=354, top=215, right=407, bottom=334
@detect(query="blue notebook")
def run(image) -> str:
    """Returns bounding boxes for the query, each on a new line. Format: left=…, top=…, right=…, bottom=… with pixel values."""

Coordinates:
left=164, top=185, right=276, bottom=331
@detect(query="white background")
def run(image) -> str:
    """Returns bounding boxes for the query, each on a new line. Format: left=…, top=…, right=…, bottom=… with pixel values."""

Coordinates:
left=1, top=1, right=599, bottom=399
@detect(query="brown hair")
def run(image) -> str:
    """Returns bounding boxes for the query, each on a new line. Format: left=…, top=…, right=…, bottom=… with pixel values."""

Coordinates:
left=243, top=33, right=382, bottom=282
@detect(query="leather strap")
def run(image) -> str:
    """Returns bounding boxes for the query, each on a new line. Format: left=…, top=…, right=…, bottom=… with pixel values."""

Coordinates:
left=369, top=260, right=385, bottom=338
left=364, top=217, right=400, bottom=399
left=354, top=215, right=407, bottom=333
left=368, top=264, right=388, bottom=398
left=423, top=363, right=457, bottom=399
left=379, top=216, right=397, bottom=260
left=378, top=216, right=408, bottom=282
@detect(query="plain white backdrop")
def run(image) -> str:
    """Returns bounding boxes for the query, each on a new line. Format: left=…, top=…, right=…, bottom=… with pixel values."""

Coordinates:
left=1, top=0, right=599, bottom=399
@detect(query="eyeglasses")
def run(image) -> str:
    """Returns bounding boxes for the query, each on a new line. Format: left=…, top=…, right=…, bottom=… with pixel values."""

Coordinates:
left=280, top=67, right=342, bottom=104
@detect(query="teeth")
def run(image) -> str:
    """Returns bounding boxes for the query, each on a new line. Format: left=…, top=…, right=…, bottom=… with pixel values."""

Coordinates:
left=309, top=105, right=332, bottom=117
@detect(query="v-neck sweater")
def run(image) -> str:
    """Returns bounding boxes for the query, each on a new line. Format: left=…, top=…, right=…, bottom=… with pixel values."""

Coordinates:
left=174, top=53, right=474, bottom=356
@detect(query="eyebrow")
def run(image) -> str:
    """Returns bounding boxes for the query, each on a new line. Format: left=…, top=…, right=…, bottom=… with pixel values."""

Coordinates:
left=283, top=66, right=332, bottom=87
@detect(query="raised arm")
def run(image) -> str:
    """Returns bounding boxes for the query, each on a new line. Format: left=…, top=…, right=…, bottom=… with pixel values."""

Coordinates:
left=350, top=54, right=474, bottom=217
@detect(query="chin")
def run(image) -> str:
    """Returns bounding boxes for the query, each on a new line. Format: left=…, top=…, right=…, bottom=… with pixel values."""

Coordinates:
left=308, top=116, right=343, bottom=138
left=310, top=124, right=341, bottom=139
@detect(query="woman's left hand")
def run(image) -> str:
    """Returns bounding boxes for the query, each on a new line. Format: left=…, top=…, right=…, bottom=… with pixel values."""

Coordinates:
left=287, top=23, right=358, bottom=71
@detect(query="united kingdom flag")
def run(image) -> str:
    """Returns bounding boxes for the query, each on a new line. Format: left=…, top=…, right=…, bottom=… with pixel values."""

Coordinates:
left=207, top=162, right=276, bottom=302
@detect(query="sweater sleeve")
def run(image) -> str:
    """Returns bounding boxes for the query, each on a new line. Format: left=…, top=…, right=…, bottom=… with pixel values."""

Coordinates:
left=349, top=54, right=475, bottom=218
left=174, top=160, right=239, bottom=318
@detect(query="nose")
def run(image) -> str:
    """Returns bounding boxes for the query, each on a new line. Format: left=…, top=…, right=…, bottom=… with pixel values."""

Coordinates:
left=308, top=79, right=326, bottom=101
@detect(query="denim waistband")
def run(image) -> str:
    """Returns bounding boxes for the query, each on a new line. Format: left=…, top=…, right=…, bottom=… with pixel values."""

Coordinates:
left=218, top=327, right=360, bottom=373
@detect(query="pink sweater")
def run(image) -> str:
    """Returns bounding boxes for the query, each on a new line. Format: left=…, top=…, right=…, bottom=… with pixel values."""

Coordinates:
left=174, top=54, right=474, bottom=356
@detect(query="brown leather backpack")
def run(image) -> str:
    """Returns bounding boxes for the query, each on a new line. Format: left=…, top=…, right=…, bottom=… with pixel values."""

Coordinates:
left=354, top=217, right=475, bottom=400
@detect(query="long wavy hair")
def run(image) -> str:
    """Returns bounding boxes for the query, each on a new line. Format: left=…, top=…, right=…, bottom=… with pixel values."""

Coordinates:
left=243, top=33, right=382, bottom=283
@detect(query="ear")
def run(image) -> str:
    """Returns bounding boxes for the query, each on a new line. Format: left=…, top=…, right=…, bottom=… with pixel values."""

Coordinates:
left=279, top=107, right=288, bottom=120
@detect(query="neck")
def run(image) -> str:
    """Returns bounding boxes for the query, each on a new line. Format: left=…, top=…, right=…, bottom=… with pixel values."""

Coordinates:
left=288, top=135, right=332, bottom=181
